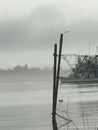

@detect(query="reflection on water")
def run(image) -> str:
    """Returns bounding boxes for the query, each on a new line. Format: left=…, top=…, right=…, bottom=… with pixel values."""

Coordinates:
left=77, top=101, right=98, bottom=129
left=57, top=83, right=98, bottom=130
left=58, top=83, right=98, bottom=103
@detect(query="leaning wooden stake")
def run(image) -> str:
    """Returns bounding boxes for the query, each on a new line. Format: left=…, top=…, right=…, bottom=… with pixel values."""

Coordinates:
left=52, top=44, right=58, bottom=130
left=55, top=34, right=63, bottom=108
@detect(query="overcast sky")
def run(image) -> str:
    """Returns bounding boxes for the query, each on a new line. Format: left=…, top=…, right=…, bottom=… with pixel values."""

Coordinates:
left=0, top=0, right=98, bottom=68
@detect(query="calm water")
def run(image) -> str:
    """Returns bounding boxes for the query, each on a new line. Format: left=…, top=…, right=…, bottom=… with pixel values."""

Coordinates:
left=0, top=81, right=98, bottom=129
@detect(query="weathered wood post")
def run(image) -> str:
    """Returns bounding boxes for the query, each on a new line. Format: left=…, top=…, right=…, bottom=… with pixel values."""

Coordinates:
left=52, top=44, right=58, bottom=130
left=55, top=33, right=63, bottom=108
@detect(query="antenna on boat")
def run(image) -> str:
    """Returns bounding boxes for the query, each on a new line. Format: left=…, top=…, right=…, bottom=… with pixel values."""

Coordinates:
left=78, top=47, right=80, bottom=55
left=89, top=40, right=91, bottom=56
left=96, top=46, right=98, bottom=54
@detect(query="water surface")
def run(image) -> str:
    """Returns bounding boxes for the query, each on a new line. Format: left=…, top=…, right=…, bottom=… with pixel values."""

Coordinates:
left=0, top=81, right=98, bottom=129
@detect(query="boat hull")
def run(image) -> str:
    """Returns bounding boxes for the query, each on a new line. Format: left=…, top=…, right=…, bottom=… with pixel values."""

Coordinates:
left=60, top=77, right=98, bottom=84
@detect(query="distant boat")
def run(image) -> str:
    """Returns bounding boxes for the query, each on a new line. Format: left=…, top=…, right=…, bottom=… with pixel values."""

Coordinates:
left=60, top=54, right=98, bottom=84
left=60, top=76, right=98, bottom=84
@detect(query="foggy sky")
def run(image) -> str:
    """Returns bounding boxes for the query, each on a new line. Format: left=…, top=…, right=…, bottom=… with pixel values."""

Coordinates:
left=0, top=0, right=98, bottom=68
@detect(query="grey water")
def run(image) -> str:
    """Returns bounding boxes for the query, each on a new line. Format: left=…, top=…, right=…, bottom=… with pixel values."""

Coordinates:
left=0, top=81, right=98, bottom=129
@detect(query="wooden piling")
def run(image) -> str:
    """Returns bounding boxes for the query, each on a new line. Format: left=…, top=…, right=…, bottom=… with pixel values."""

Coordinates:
left=55, top=33, right=63, bottom=108
left=52, top=44, right=58, bottom=130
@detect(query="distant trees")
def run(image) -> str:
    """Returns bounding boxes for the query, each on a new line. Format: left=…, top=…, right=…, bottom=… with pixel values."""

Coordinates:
left=0, top=64, right=52, bottom=74
left=0, top=64, right=52, bottom=81
left=13, top=64, right=29, bottom=72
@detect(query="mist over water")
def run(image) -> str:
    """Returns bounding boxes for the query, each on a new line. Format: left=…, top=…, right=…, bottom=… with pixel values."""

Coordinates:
left=0, top=81, right=52, bottom=106
left=0, top=81, right=98, bottom=106
left=0, top=81, right=97, bottom=129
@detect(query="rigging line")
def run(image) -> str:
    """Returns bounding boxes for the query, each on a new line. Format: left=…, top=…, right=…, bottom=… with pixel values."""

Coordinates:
left=57, top=108, right=77, bottom=114
left=70, top=122, right=77, bottom=130
left=57, top=109, right=91, bottom=117
left=56, top=113, right=72, bottom=122
left=67, top=123, right=69, bottom=130
left=58, top=117, right=62, bottom=130
left=66, top=95, right=70, bottom=114
left=86, top=116, right=90, bottom=130
left=65, top=125, right=66, bottom=130
left=64, top=109, right=79, bottom=130
left=58, top=121, right=71, bottom=129
left=82, top=112, right=86, bottom=130
left=61, top=109, right=65, bottom=119
left=66, top=95, right=70, bottom=130
left=81, top=103, right=86, bottom=130
left=57, top=108, right=79, bottom=130
left=57, top=109, right=86, bottom=122
left=71, top=121, right=79, bottom=130
left=58, top=109, right=70, bottom=129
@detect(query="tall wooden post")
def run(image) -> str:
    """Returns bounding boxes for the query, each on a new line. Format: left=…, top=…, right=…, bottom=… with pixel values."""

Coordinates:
left=55, top=34, right=63, bottom=108
left=52, top=44, right=58, bottom=130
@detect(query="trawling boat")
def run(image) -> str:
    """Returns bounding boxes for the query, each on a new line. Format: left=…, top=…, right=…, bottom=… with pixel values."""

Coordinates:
left=60, top=54, right=98, bottom=84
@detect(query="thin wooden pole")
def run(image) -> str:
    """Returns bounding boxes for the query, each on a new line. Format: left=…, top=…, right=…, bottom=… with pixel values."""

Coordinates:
left=52, top=44, right=57, bottom=115
left=52, top=44, right=58, bottom=130
left=55, top=34, right=63, bottom=108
